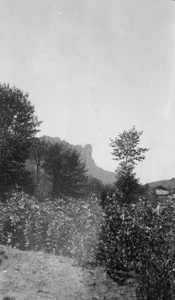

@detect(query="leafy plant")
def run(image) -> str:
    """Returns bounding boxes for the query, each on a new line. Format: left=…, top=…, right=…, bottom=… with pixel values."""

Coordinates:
left=100, top=198, right=175, bottom=299
left=0, top=192, right=103, bottom=266
left=1, top=191, right=174, bottom=299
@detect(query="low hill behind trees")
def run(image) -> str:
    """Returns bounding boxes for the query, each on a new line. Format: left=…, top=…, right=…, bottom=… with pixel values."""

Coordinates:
left=148, top=177, right=175, bottom=191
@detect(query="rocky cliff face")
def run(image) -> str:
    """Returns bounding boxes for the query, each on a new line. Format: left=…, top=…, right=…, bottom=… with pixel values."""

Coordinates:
left=40, top=136, right=116, bottom=184
left=75, top=144, right=116, bottom=184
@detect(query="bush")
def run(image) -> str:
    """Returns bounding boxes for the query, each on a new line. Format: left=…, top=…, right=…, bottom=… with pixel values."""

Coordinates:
left=0, top=191, right=103, bottom=266
left=1, top=192, right=175, bottom=299
left=100, top=198, right=175, bottom=299
left=0, top=192, right=39, bottom=249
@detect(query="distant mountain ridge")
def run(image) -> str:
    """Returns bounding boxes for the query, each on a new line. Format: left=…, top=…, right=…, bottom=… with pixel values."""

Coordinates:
left=40, top=135, right=116, bottom=184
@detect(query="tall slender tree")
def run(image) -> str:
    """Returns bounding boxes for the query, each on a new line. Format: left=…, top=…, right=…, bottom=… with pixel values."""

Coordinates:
left=110, top=126, right=149, bottom=203
left=30, top=138, right=49, bottom=183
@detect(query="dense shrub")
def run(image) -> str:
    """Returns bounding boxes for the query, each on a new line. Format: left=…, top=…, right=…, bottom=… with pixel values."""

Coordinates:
left=0, top=191, right=103, bottom=266
left=100, top=198, right=175, bottom=299
left=1, top=192, right=175, bottom=299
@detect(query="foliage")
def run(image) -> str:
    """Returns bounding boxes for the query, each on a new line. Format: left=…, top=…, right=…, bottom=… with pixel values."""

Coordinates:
left=0, top=192, right=103, bottom=266
left=29, top=139, right=91, bottom=200
left=85, top=176, right=104, bottom=198
left=100, top=198, right=175, bottom=299
left=110, top=126, right=149, bottom=204
left=115, top=166, right=139, bottom=203
left=44, top=142, right=88, bottom=199
left=100, top=183, right=116, bottom=208
left=29, top=138, right=49, bottom=181
left=110, top=126, right=148, bottom=167
left=0, top=83, right=41, bottom=198
left=0, top=190, right=175, bottom=299
left=29, top=138, right=51, bottom=198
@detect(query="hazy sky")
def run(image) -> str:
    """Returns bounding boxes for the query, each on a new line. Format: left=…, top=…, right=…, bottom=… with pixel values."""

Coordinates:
left=0, top=0, right=175, bottom=184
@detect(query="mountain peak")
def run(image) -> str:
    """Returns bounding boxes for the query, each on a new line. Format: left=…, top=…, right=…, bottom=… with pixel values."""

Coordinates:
left=75, top=144, right=115, bottom=184
left=40, top=136, right=116, bottom=184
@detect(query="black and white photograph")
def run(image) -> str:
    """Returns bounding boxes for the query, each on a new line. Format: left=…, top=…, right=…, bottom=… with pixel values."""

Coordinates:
left=0, top=1, right=175, bottom=299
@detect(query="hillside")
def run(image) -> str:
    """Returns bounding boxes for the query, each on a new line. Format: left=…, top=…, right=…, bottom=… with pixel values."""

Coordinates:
left=148, top=177, right=175, bottom=190
left=40, top=135, right=116, bottom=184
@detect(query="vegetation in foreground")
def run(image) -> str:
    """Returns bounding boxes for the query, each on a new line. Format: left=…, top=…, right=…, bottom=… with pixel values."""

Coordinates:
left=0, top=191, right=175, bottom=299
left=0, top=83, right=175, bottom=299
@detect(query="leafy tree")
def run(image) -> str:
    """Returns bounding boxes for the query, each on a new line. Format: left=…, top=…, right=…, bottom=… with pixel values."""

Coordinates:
left=110, top=126, right=148, bottom=203
left=0, top=83, right=41, bottom=198
left=29, top=138, right=49, bottom=183
left=115, top=166, right=139, bottom=203
left=28, top=138, right=51, bottom=198
left=100, top=183, right=116, bottom=208
left=45, top=142, right=88, bottom=199
left=85, top=175, right=104, bottom=198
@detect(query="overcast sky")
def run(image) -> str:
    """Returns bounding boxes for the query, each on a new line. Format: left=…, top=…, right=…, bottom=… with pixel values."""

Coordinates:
left=0, top=0, right=175, bottom=184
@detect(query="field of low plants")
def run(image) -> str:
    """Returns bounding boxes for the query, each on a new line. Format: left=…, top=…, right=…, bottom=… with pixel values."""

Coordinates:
left=0, top=191, right=175, bottom=299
